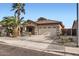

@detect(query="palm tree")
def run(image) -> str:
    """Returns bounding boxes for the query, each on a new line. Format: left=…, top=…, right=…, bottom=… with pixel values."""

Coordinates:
left=11, top=3, right=25, bottom=36
left=0, top=16, right=17, bottom=36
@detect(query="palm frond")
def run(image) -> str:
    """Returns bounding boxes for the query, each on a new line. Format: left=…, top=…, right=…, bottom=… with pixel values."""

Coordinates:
left=21, top=8, right=25, bottom=14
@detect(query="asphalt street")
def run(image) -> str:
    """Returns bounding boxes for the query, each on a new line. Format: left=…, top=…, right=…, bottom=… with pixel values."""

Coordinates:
left=0, top=44, right=58, bottom=56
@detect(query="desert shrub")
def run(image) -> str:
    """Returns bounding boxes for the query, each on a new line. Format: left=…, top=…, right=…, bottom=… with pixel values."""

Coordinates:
left=61, top=37, right=73, bottom=43
left=68, top=37, right=73, bottom=42
left=62, top=38, right=69, bottom=43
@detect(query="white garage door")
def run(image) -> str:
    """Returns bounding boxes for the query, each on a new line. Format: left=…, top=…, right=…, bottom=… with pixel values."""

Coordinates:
left=41, top=28, right=57, bottom=36
left=49, top=28, right=57, bottom=36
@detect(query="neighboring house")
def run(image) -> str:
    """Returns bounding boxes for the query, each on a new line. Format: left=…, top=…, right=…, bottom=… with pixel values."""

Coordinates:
left=72, top=20, right=78, bottom=36
left=23, top=17, right=64, bottom=36
left=61, top=20, right=78, bottom=36
left=72, top=20, right=78, bottom=29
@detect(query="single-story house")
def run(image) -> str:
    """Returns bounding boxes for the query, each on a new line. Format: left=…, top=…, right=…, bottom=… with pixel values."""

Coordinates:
left=22, top=17, right=64, bottom=36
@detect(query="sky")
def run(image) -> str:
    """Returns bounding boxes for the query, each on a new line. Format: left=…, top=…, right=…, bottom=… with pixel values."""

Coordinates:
left=0, top=3, right=77, bottom=28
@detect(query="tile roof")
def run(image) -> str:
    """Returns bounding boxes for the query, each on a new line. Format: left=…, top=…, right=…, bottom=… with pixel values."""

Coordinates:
left=36, top=19, right=62, bottom=24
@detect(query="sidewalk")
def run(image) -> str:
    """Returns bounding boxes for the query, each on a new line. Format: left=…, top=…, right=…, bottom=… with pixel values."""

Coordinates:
left=0, top=37, right=79, bottom=56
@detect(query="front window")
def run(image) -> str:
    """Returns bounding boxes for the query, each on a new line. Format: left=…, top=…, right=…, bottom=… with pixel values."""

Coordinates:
left=48, top=26, right=51, bottom=28
left=44, top=27, right=46, bottom=29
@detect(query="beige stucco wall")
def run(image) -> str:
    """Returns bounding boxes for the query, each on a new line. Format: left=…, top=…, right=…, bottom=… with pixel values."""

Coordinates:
left=35, top=25, right=39, bottom=35
left=58, top=24, right=63, bottom=34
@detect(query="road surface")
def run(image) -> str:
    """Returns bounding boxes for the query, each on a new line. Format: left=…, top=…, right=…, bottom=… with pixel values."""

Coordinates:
left=0, top=44, right=58, bottom=56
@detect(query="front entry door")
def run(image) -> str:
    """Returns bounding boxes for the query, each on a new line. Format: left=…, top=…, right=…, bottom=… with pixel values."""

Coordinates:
left=27, top=26, right=35, bottom=35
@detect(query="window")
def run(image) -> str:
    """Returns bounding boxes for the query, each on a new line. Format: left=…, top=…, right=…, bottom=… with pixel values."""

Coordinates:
left=43, top=27, right=46, bottom=29
left=53, top=26, right=56, bottom=28
left=48, top=26, right=51, bottom=28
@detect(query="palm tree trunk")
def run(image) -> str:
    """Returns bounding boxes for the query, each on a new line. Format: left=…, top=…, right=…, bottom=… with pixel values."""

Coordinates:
left=17, top=9, right=21, bottom=36
left=15, top=8, right=21, bottom=36
left=18, top=25, right=21, bottom=36
left=13, top=26, right=20, bottom=37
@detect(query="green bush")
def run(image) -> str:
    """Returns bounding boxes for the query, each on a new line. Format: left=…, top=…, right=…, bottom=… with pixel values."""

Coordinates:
left=61, top=38, right=73, bottom=43
left=68, top=38, right=73, bottom=42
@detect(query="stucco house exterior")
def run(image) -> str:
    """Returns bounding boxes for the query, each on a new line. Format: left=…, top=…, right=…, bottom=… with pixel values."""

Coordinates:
left=72, top=20, right=78, bottom=36
left=72, top=20, right=78, bottom=29
left=22, top=17, right=64, bottom=36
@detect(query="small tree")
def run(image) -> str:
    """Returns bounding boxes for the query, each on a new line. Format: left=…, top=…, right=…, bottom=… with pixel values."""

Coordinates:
left=0, top=16, right=17, bottom=37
